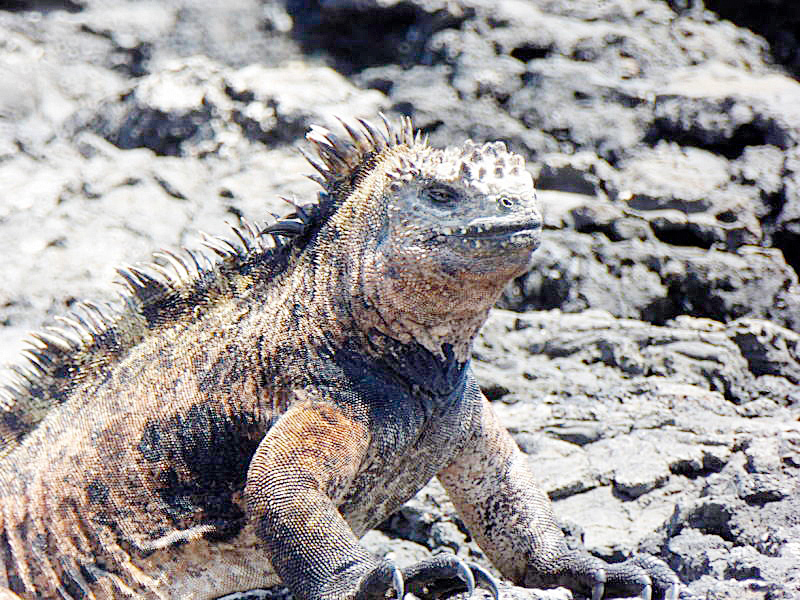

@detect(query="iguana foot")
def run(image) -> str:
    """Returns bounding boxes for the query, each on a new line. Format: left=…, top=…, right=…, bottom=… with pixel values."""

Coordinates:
left=527, top=551, right=679, bottom=600
left=354, top=554, right=499, bottom=600
left=601, top=555, right=679, bottom=600
left=403, top=554, right=500, bottom=600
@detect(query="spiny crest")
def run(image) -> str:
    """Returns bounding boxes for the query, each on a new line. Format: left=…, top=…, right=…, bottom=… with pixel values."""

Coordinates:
left=0, top=214, right=310, bottom=456
left=0, top=114, right=424, bottom=456
left=302, top=113, right=427, bottom=193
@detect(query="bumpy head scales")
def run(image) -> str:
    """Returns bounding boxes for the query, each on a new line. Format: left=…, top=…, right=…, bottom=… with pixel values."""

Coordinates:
left=300, top=114, right=531, bottom=206
left=453, top=139, right=529, bottom=189
left=380, top=137, right=532, bottom=200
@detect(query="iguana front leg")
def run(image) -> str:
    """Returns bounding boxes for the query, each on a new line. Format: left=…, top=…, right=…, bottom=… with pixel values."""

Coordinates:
left=437, top=386, right=680, bottom=600
left=245, top=398, right=486, bottom=600
left=245, top=399, right=396, bottom=600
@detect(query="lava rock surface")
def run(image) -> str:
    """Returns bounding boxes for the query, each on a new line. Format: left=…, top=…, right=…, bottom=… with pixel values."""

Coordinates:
left=1, top=1, right=798, bottom=599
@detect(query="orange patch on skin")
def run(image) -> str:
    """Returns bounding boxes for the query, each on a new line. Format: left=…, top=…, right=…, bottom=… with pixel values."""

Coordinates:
left=257, top=401, right=370, bottom=498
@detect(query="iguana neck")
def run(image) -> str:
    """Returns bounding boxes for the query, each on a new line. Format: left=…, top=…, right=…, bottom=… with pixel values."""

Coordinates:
left=342, top=237, right=503, bottom=363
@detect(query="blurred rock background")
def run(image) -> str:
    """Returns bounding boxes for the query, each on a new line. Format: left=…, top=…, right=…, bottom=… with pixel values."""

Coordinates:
left=0, top=1, right=798, bottom=598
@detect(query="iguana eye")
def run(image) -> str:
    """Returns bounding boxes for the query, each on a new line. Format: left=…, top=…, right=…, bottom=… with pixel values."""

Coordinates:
left=425, top=185, right=459, bottom=205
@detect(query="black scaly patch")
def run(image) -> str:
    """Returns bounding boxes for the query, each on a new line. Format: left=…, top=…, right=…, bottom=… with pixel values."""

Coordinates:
left=138, top=404, right=263, bottom=543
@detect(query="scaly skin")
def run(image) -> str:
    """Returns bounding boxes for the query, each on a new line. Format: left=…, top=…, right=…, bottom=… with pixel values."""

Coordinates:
left=0, top=116, right=679, bottom=600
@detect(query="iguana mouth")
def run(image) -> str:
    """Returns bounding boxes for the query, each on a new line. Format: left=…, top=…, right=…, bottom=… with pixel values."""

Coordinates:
left=435, top=215, right=541, bottom=248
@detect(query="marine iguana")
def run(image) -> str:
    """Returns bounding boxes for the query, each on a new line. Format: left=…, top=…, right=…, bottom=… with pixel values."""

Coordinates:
left=0, top=116, right=679, bottom=600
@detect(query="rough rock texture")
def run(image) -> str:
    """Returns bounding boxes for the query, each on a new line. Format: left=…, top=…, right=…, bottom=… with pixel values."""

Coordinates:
left=0, top=1, right=798, bottom=599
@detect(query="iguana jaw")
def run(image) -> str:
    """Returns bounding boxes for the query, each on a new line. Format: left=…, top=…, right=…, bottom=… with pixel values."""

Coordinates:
left=433, top=211, right=542, bottom=252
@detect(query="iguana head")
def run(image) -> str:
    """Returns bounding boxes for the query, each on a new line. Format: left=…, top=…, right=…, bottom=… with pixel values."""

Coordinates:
left=374, top=138, right=540, bottom=276
left=302, top=116, right=541, bottom=359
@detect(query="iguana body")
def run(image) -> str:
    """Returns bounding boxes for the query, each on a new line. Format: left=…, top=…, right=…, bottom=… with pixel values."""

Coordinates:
left=0, top=117, right=678, bottom=600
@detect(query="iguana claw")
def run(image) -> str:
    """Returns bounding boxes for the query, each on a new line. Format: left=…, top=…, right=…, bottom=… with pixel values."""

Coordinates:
left=470, top=563, right=501, bottom=600
left=591, top=582, right=604, bottom=600
left=393, top=564, right=406, bottom=600
left=453, top=557, right=476, bottom=596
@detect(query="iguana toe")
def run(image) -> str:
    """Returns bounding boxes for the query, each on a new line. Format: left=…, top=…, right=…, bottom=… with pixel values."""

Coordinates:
left=603, top=554, right=680, bottom=600
left=355, top=560, right=405, bottom=600
left=402, top=554, right=500, bottom=600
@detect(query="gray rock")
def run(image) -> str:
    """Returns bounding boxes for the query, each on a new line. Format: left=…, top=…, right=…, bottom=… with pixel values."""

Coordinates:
left=774, top=146, right=800, bottom=273
left=607, top=143, right=763, bottom=249
left=2, top=1, right=800, bottom=599
left=727, top=318, right=800, bottom=384
left=502, top=229, right=800, bottom=332
left=650, top=63, right=800, bottom=152
left=80, top=58, right=384, bottom=156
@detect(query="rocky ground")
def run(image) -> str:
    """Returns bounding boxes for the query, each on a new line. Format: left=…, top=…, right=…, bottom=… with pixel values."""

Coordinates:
left=1, top=0, right=799, bottom=599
